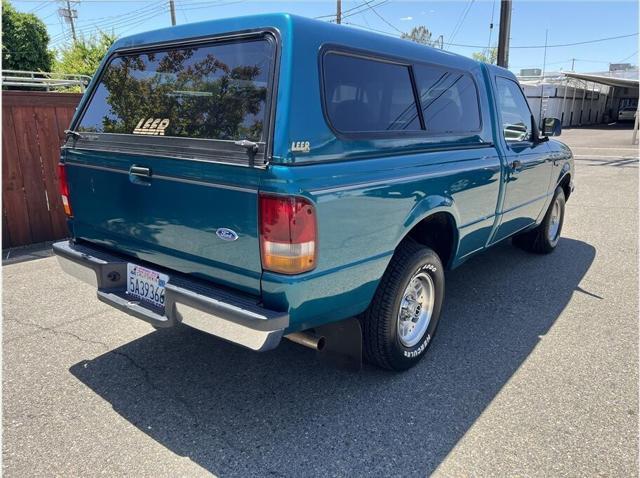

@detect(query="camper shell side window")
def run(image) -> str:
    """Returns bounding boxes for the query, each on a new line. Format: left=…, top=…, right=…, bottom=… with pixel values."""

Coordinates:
left=321, top=47, right=483, bottom=140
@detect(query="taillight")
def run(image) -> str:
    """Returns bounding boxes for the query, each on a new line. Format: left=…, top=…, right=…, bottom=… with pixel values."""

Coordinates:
left=259, top=194, right=317, bottom=274
left=58, top=163, right=72, bottom=216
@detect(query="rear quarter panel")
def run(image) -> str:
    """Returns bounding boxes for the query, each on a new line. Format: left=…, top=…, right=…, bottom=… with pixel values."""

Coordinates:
left=261, top=147, right=502, bottom=331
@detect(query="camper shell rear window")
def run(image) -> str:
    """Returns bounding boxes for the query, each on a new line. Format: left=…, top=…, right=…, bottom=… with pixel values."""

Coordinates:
left=71, top=33, right=277, bottom=165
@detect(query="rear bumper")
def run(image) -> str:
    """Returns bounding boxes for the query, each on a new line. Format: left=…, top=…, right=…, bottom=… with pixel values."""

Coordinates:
left=52, top=240, right=288, bottom=351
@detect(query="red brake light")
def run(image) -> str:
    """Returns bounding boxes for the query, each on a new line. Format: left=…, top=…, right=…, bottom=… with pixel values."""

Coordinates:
left=259, top=194, right=317, bottom=274
left=58, top=163, right=72, bottom=216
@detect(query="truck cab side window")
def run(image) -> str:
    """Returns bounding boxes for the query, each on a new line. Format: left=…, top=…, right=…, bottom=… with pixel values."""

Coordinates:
left=496, top=77, right=533, bottom=142
left=323, top=52, right=421, bottom=133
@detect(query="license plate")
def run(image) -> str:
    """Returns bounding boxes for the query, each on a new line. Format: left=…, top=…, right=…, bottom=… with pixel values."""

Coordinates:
left=126, top=264, right=169, bottom=310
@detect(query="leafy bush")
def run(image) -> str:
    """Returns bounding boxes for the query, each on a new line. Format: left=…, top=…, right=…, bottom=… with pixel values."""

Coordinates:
left=54, top=32, right=117, bottom=77
left=2, top=0, right=53, bottom=72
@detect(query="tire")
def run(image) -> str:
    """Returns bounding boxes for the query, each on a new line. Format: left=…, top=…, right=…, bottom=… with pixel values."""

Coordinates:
left=361, top=239, right=445, bottom=371
left=513, top=186, right=566, bottom=254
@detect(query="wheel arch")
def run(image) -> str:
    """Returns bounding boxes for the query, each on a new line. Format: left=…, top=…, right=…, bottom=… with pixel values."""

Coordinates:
left=558, top=172, right=572, bottom=201
left=397, top=203, right=460, bottom=270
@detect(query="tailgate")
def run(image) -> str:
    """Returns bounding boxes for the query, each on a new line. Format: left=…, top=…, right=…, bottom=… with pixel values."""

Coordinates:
left=63, top=32, right=278, bottom=294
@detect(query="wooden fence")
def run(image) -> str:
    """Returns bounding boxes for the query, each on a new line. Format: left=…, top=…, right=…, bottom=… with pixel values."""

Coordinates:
left=2, top=91, right=82, bottom=248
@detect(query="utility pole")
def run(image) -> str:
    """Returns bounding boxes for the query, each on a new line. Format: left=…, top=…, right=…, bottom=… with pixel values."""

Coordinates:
left=336, top=0, right=342, bottom=24
left=57, top=0, right=78, bottom=43
left=66, top=0, right=77, bottom=42
left=571, top=58, right=575, bottom=71
left=496, top=0, right=512, bottom=68
left=169, top=0, right=176, bottom=26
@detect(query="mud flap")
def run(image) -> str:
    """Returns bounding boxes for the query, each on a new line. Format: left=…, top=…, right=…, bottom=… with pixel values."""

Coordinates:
left=315, top=317, right=363, bottom=371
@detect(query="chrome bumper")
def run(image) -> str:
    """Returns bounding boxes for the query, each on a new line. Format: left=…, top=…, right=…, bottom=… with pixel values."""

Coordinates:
left=52, top=240, right=288, bottom=351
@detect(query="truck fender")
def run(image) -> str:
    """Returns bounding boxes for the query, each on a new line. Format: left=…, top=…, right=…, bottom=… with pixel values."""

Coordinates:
left=397, top=194, right=461, bottom=252
left=556, top=164, right=571, bottom=186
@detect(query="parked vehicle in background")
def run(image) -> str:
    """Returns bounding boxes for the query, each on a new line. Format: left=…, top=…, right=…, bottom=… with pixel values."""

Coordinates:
left=618, top=106, right=637, bottom=122
left=53, top=14, right=574, bottom=371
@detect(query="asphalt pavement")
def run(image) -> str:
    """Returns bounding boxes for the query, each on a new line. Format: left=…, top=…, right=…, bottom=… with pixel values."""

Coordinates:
left=3, top=124, right=638, bottom=477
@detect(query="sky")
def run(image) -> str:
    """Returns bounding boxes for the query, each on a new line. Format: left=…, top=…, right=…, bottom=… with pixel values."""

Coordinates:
left=12, top=0, right=640, bottom=74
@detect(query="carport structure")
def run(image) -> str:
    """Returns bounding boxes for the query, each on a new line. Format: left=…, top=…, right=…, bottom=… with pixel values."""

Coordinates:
left=563, top=71, right=639, bottom=143
left=519, top=69, right=639, bottom=143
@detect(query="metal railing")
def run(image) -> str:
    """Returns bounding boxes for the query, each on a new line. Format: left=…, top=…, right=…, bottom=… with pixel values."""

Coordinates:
left=1, top=70, right=91, bottom=92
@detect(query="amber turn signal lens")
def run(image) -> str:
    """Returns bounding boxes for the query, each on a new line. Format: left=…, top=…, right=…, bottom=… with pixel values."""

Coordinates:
left=58, top=163, right=72, bottom=217
left=259, top=194, right=317, bottom=274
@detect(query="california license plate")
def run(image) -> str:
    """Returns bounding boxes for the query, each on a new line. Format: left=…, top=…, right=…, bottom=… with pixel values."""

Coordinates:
left=126, top=264, right=168, bottom=310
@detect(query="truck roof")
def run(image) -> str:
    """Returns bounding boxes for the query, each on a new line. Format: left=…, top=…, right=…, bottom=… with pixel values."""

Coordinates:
left=110, top=12, right=481, bottom=72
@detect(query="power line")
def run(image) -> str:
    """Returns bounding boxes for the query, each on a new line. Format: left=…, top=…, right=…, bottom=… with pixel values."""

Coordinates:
left=69, top=0, right=162, bottom=24
left=177, top=0, right=247, bottom=12
left=177, top=0, right=189, bottom=23
left=449, top=0, right=476, bottom=44
left=54, top=1, right=165, bottom=34
left=115, top=8, right=173, bottom=36
left=365, top=1, right=403, bottom=34
left=343, top=23, right=639, bottom=50
left=28, top=1, right=49, bottom=13
left=342, top=0, right=390, bottom=21
left=17, top=0, right=167, bottom=2
left=487, top=0, right=497, bottom=50
left=314, top=0, right=372, bottom=19
left=315, top=0, right=389, bottom=21
left=510, top=32, right=639, bottom=49
left=50, top=2, right=167, bottom=44
left=617, top=50, right=638, bottom=63
left=49, top=0, right=245, bottom=45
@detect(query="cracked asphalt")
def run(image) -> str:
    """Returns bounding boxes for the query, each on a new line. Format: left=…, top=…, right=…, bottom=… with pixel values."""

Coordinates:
left=3, top=125, right=638, bottom=477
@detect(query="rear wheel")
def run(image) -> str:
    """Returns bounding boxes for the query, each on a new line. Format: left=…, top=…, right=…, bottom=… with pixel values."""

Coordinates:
left=361, top=239, right=444, bottom=371
left=513, top=186, right=566, bottom=254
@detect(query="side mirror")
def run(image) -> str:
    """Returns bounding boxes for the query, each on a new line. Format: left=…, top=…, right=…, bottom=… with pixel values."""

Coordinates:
left=542, top=117, right=562, bottom=137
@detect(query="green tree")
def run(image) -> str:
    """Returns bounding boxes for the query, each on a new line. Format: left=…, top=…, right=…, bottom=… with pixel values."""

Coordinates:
left=401, top=26, right=435, bottom=46
left=2, top=0, right=53, bottom=71
left=54, top=32, right=117, bottom=77
left=472, top=47, right=498, bottom=64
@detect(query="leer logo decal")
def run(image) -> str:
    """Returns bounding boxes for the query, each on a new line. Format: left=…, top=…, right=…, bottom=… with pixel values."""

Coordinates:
left=291, top=141, right=311, bottom=153
left=133, top=118, right=170, bottom=136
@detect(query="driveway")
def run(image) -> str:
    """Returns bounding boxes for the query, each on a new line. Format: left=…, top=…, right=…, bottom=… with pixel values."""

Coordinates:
left=3, top=126, right=638, bottom=477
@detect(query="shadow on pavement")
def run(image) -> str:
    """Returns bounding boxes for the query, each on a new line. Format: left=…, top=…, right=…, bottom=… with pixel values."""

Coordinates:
left=2, top=242, right=55, bottom=266
left=70, top=238, right=596, bottom=477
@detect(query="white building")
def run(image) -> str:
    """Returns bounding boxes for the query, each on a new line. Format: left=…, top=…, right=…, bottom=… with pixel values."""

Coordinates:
left=517, top=69, right=639, bottom=127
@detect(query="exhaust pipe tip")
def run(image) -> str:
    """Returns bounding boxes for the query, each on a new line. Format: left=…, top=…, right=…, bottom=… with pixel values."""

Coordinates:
left=316, top=336, right=326, bottom=351
left=285, top=331, right=326, bottom=351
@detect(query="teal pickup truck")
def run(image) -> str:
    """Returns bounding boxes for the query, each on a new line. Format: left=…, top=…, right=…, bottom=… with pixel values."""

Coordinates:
left=54, top=14, right=574, bottom=371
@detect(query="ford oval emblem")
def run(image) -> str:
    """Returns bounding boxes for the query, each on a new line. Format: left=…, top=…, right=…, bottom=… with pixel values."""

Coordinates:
left=216, top=228, right=239, bottom=241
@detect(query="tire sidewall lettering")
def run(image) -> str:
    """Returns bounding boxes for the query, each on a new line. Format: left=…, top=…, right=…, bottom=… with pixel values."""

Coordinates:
left=403, top=333, right=431, bottom=358
left=399, top=261, right=438, bottom=360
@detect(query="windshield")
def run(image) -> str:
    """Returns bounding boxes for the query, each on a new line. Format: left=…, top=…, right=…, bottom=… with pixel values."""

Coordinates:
left=77, top=37, right=275, bottom=142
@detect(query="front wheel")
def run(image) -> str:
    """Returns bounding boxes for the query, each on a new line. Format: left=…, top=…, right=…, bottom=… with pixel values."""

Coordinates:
left=513, top=186, right=566, bottom=254
left=361, top=239, right=445, bottom=371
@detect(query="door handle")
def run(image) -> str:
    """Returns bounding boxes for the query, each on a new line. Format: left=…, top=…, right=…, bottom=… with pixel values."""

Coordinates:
left=130, top=165, right=151, bottom=177
left=510, top=160, right=523, bottom=171
left=129, top=165, right=152, bottom=185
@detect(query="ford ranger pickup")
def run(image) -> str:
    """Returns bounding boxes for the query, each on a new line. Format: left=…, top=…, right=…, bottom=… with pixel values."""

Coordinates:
left=53, top=14, right=574, bottom=370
